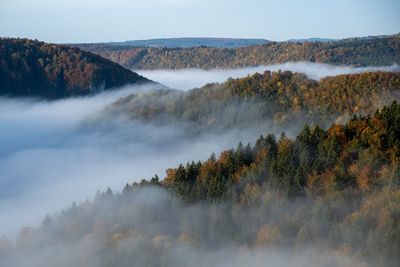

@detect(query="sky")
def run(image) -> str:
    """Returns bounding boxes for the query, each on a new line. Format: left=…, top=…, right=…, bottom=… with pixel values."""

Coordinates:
left=0, top=0, right=399, bottom=44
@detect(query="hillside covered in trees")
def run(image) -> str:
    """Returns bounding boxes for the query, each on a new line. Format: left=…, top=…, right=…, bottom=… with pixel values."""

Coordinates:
left=2, top=101, right=399, bottom=267
left=77, top=34, right=400, bottom=69
left=109, top=70, right=400, bottom=132
left=0, top=38, right=150, bottom=99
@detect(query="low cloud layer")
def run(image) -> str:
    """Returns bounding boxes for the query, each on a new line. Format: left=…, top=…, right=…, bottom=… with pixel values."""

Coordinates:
left=2, top=62, right=398, bottom=241
left=0, top=85, right=267, bottom=239
left=136, top=62, right=400, bottom=90
left=1, top=187, right=369, bottom=267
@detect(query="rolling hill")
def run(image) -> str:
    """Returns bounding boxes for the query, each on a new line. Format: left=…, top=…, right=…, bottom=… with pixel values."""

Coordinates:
left=76, top=34, right=400, bottom=69
left=3, top=101, right=400, bottom=267
left=109, top=70, right=400, bottom=132
left=0, top=38, right=150, bottom=99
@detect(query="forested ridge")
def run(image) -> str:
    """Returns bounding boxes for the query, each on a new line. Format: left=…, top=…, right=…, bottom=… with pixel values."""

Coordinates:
left=0, top=38, right=150, bottom=99
left=110, top=70, right=400, bottom=131
left=77, top=34, right=400, bottom=69
left=75, top=38, right=269, bottom=49
left=2, top=101, right=399, bottom=267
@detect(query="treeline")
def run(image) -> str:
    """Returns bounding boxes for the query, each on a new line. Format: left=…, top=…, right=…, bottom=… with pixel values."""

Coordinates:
left=77, top=34, right=400, bottom=69
left=161, top=101, right=400, bottom=266
left=0, top=38, right=149, bottom=99
left=224, top=70, right=400, bottom=114
left=110, top=70, right=400, bottom=131
left=3, top=102, right=399, bottom=267
left=165, top=101, right=400, bottom=200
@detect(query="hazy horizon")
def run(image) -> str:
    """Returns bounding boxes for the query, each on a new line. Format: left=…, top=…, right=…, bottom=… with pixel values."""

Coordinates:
left=1, top=0, right=399, bottom=43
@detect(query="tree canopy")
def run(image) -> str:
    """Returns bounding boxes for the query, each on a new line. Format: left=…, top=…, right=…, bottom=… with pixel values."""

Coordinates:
left=0, top=38, right=149, bottom=99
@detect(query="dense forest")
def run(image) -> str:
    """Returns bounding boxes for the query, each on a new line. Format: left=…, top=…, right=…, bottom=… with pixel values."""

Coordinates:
left=0, top=38, right=150, bottom=99
left=77, top=34, right=400, bottom=69
left=109, top=70, right=400, bottom=132
left=2, top=101, right=399, bottom=267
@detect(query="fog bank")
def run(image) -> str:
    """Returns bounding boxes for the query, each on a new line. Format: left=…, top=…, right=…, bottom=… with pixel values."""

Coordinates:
left=0, top=84, right=271, bottom=239
left=2, top=62, right=397, bottom=240
left=1, top=187, right=369, bottom=267
left=136, top=62, right=400, bottom=90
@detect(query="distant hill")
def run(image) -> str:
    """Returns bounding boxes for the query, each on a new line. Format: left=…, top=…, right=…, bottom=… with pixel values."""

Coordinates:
left=286, top=37, right=336, bottom=43
left=0, top=38, right=150, bottom=99
left=88, top=37, right=270, bottom=49
left=76, top=34, right=400, bottom=69
left=110, top=71, right=400, bottom=131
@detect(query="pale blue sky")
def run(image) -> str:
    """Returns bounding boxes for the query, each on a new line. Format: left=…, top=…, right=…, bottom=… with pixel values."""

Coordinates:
left=0, top=0, right=399, bottom=43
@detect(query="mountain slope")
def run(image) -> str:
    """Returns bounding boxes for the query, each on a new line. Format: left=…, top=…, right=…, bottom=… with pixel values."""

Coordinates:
left=109, top=71, right=400, bottom=131
left=77, top=34, right=400, bottom=69
left=3, top=102, right=400, bottom=267
left=0, top=38, right=150, bottom=99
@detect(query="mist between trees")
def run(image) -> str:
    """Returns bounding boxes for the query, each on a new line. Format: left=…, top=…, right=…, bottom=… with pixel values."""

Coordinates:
left=1, top=65, right=400, bottom=267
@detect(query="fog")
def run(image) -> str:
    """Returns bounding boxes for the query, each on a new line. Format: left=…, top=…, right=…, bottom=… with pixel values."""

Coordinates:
left=136, top=62, right=400, bottom=90
left=1, top=63, right=395, bottom=266
left=0, top=88, right=262, bottom=239
left=0, top=71, right=289, bottom=239
left=2, top=63, right=399, bottom=240
left=1, top=187, right=369, bottom=267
